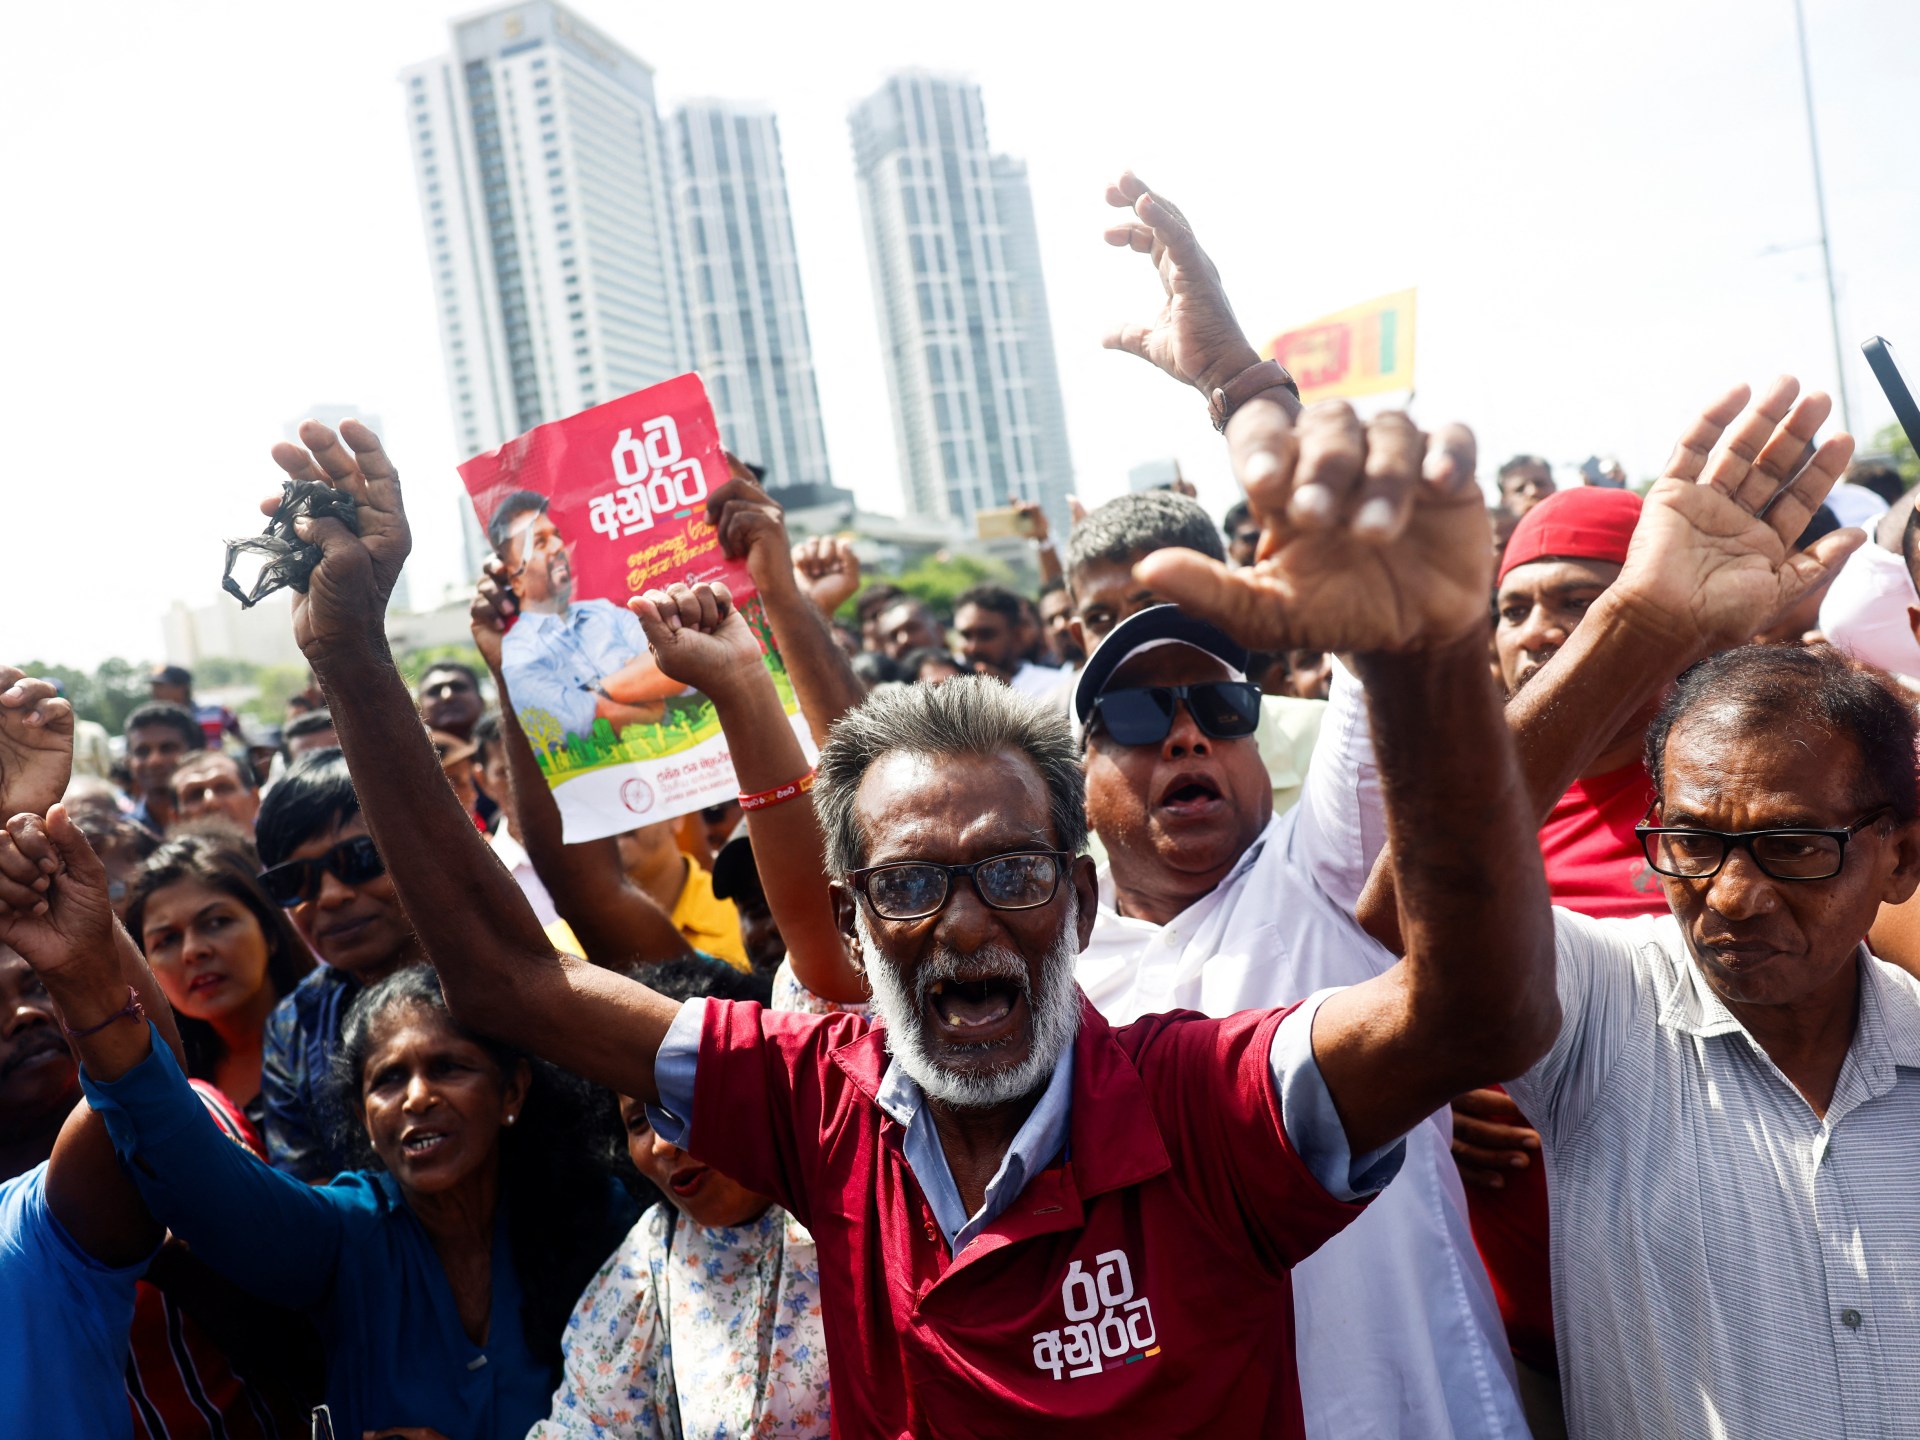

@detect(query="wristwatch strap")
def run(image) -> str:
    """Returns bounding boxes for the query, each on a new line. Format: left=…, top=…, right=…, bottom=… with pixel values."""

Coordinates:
left=1208, top=359, right=1300, bottom=432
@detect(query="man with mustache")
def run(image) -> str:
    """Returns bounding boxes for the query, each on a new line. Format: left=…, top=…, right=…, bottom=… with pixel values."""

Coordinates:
left=255, top=377, right=1559, bottom=1435
left=486, top=489, right=684, bottom=742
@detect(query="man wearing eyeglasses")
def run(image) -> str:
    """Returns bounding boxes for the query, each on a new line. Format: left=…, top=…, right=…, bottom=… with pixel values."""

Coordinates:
left=258, top=366, right=1566, bottom=1435
left=254, top=749, right=423, bottom=1180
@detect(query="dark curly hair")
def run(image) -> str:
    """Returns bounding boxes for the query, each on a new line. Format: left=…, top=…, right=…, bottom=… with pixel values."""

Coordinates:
left=126, top=834, right=314, bottom=1084
left=325, top=966, right=633, bottom=1375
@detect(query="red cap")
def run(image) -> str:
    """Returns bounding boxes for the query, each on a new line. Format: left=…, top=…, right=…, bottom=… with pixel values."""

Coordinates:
left=1498, top=486, right=1643, bottom=585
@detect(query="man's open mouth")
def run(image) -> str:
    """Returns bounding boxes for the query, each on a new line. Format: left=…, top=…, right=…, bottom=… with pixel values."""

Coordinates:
left=925, top=975, right=1029, bottom=1044
left=1156, top=771, right=1224, bottom=817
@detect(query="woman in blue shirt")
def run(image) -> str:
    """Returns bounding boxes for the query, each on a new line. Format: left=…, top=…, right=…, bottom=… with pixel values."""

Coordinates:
left=83, top=962, right=636, bottom=1439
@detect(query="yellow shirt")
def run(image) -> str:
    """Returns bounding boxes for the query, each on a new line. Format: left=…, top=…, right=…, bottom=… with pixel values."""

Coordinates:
left=544, top=856, right=748, bottom=973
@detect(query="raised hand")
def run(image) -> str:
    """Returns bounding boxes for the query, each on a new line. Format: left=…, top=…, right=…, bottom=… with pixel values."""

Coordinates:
left=469, top=558, right=521, bottom=673
left=1103, top=171, right=1260, bottom=397
left=792, top=536, right=861, bottom=616
left=0, top=670, right=74, bottom=821
left=0, top=809, right=116, bottom=983
left=629, top=582, right=765, bottom=697
left=1610, top=377, right=1858, bottom=659
left=1137, top=398, right=1489, bottom=655
left=706, top=456, right=797, bottom=597
left=264, top=419, right=412, bottom=660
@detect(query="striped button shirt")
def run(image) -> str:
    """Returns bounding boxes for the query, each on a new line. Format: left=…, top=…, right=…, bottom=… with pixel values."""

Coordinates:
left=1510, top=909, right=1920, bottom=1439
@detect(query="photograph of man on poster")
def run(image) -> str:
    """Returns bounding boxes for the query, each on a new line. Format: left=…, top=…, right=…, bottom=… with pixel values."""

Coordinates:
left=487, top=489, right=687, bottom=739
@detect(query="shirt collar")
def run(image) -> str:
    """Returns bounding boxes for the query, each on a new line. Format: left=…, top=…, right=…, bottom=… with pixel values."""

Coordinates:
left=874, top=1030, right=1076, bottom=1250
left=1660, top=942, right=1920, bottom=1072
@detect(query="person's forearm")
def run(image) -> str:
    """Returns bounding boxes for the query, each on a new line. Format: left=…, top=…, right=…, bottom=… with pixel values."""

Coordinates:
left=1353, top=630, right=1558, bottom=1082
left=490, top=661, right=693, bottom=967
left=1501, top=588, right=1690, bottom=821
left=754, top=574, right=865, bottom=749
left=1356, top=591, right=1689, bottom=947
left=314, top=644, right=560, bottom=1034
left=708, top=665, right=865, bottom=1001
left=1036, top=543, right=1063, bottom=587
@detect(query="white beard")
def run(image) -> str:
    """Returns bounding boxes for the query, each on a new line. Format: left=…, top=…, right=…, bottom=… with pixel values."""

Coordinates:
left=856, top=908, right=1081, bottom=1110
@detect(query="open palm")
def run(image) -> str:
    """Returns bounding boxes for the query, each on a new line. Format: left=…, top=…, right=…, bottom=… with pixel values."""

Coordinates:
left=264, top=419, right=413, bottom=660
left=1613, top=378, right=1857, bottom=658
left=1139, top=402, right=1491, bottom=655
left=1103, top=172, right=1257, bottom=391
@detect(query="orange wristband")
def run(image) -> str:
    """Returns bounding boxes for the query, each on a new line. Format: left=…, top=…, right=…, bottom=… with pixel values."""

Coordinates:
left=738, top=770, right=816, bottom=811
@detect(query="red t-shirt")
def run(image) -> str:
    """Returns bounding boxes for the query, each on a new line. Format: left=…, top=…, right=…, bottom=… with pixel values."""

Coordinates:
left=1468, top=761, right=1667, bottom=1374
left=689, top=996, right=1370, bottom=1438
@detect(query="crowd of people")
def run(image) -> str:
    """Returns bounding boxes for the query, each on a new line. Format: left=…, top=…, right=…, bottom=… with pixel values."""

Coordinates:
left=4, top=172, right=1920, bottom=1440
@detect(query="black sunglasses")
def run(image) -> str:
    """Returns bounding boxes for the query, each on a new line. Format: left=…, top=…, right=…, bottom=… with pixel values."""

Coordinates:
left=848, top=850, right=1071, bottom=922
left=1633, top=805, right=1891, bottom=883
left=259, top=835, right=386, bottom=907
left=1090, top=681, right=1262, bottom=747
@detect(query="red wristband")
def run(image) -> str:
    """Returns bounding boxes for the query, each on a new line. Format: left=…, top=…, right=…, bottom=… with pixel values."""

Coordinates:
left=63, top=985, right=147, bottom=1040
left=738, top=770, right=816, bottom=812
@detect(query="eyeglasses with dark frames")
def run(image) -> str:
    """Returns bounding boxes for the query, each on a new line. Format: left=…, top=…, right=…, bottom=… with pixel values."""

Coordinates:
left=848, top=850, right=1072, bottom=922
left=1633, top=803, right=1893, bottom=883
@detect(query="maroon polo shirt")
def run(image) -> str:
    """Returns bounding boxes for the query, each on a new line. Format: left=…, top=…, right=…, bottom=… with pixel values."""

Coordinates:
left=686, top=994, right=1371, bottom=1438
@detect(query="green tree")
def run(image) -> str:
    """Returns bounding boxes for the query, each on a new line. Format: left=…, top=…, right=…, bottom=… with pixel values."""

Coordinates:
left=1870, top=422, right=1919, bottom=484
left=846, top=551, right=1017, bottom=621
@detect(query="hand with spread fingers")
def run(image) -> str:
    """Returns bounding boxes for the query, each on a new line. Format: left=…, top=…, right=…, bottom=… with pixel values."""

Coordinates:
left=1103, top=171, right=1262, bottom=398
left=0, top=669, right=75, bottom=825
left=628, top=582, right=765, bottom=697
left=264, top=419, right=413, bottom=659
left=1611, top=376, right=1859, bottom=659
left=792, top=535, right=862, bottom=616
left=1138, top=398, right=1490, bottom=655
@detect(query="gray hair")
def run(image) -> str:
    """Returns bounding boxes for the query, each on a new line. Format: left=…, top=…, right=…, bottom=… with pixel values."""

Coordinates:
left=814, top=675, right=1087, bottom=879
left=1066, top=491, right=1226, bottom=579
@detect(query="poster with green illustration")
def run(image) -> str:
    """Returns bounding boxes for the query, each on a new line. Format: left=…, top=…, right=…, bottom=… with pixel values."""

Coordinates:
left=459, top=374, right=810, bottom=841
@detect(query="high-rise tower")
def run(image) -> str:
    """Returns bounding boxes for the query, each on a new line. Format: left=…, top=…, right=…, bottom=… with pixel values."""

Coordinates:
left=849, top=73, right=1074, bottom=528
left=671, top=101, right=833, bottom=490
left=402, top=1, right=689, bottom=574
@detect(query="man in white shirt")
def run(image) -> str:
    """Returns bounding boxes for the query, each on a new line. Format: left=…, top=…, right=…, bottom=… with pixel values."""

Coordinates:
left=953, top=583, right=1066, bottom=699
left=1074, top=603, right=1528, bottom=1439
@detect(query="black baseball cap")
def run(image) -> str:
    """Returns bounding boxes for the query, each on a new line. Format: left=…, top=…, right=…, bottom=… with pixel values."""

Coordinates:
left=1071, top=605, right=1250, bottom=743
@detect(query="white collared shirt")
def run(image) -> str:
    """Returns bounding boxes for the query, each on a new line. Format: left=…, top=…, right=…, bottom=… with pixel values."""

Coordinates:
left=488, top=824, right=560, bottom=927
left=1081, top=798, right=1527, bottom=1437
left=1511, top=909, right=1920, bottom=1439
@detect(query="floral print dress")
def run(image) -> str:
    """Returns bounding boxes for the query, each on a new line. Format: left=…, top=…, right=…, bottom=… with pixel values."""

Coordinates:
left=530, top=964, right=859, bottom=1438
left=530, top=1204, right=831, bottom=1439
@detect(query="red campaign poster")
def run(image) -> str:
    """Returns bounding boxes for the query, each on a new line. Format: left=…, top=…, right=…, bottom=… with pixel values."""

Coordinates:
left=458, top=374, right=807, bottom=842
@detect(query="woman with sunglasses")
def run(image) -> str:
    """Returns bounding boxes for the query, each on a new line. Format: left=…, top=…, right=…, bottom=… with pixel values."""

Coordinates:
left=127, top=833, right=313, bottom=1129
left=254, top=750, right=426, bottom=1180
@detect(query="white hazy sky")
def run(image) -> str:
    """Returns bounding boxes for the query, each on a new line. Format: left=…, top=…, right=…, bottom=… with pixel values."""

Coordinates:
left=4, top=0, right=1916, bottom=668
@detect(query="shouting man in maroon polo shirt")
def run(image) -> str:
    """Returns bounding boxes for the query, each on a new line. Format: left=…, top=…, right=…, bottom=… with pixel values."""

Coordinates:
left=265, top=396, right=1558, bottom=1438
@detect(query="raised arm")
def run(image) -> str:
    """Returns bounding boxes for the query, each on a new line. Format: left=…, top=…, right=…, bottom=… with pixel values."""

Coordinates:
left=628, top=582, right=867, bottom=1002
left=264, top=420, right=681, bottom=1102
left=1353, top=377, right=1860, bottom=947
left=708, top=469, right=866, bottom=747
left=1103, top=170, right=1300, bottom=426
left=0, top=673, right=183, bottom=1267
left=470, top=563, right=696, bottom=971
left=1140, top=401, right=1553, bottom=1156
